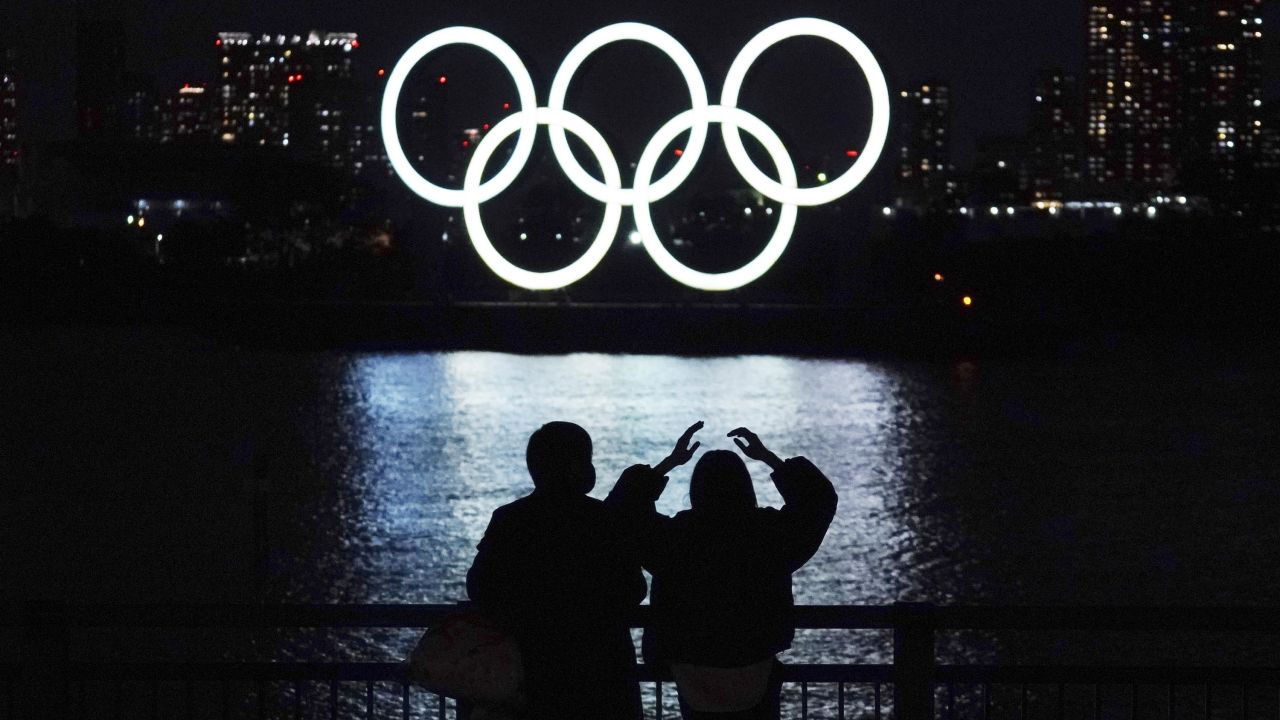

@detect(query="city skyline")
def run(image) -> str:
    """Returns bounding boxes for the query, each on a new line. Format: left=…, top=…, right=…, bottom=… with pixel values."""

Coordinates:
left=5, top=0, right=1276, bottom=165
left=1, top=0, right=1279, bottom=246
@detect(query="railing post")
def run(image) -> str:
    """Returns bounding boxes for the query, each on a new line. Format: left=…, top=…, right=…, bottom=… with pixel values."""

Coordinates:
left=893, top=602, right=935, bottom=720
left=19, top=600, right=69, bottom=720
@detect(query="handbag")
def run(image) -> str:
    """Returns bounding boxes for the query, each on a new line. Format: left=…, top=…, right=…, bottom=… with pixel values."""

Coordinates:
left=670, top=657, right=775, bottom=713
left=404, top=609, right=526, bottom=711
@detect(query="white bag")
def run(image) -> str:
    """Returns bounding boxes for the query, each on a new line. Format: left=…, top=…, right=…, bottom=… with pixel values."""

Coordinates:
left=671, top=657, right=775, bottom=712
left=404, top=610, right=526, bottom=711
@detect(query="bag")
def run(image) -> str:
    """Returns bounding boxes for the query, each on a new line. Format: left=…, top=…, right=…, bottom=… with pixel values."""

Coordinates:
left=671, top=657, right=775, bottom=712
left=404, top=609, right=525, bottom=711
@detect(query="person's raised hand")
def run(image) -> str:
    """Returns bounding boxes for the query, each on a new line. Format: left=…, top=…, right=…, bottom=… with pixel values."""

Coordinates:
left=728, top=427, right=783, bottom=470
left=655, top=421, right=704, bottom=476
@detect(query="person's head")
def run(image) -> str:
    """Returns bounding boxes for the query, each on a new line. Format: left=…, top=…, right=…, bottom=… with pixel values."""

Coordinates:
left=689, top=449, right=757, bottom=514
left=526, top=421, right=595, bottom=495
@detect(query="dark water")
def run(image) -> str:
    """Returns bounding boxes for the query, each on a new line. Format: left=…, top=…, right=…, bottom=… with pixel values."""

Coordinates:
left=2, top=324, right=1278, bottom=670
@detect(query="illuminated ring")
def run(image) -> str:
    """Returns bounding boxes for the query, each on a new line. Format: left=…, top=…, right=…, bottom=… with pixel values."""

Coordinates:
left=382, top=19, right=891, bottom=291
left=720, top=18, right=890, bottom=207
left=546, top=23, right=710, bottom=206
left=633, top=105, right=798, bottom=291
left=380, top=27, right=538, bottom=207
left=462, top=107, right=624, bottom=290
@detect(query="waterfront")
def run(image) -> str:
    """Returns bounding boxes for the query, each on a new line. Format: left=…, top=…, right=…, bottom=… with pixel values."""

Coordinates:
left=2, top=323, right=1278, bottom=667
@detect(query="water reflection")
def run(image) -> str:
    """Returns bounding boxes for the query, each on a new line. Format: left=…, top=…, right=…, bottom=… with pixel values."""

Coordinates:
left=311, top=352, right=966, bottom=663
left=7, top=327, right=1276, bottom=667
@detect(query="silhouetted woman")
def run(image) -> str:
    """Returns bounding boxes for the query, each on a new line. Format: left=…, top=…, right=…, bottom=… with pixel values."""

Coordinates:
left=612, top=426, right=837, bottom=720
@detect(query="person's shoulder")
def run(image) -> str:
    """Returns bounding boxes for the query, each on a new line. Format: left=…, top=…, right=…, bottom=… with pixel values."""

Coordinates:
left=581, top=494, right=626, bottom=522
left=750, top=506, right=786, bottom=530
left=774, top=455, right=824, bottom=477
left=487, top=493, right=539, bottom=522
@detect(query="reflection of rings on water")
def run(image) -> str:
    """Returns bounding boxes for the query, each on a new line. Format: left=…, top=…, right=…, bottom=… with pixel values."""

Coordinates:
left=381, top=19, right=890, bottom=291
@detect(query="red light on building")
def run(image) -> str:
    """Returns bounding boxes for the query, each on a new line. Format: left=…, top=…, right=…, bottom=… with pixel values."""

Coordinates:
left=502, top=102, right=510, bottom=110
left=351, top=39, right=360, bottom=48
left=673, top=148, right=684, bottom=157
left=846, top=149, right=860, bottom=158
left=377, top=68, right=386, bottom=77
left=438, top=75, right=448, bottom=85
left=462, top=140, right=470, bottom=148
left=482, top=123, right=490, bottom=130
left=215, top=38, right=222, bottom=46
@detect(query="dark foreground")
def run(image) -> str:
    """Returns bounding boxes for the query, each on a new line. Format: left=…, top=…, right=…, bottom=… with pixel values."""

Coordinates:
left=5, top=602, right=1280, bottom=719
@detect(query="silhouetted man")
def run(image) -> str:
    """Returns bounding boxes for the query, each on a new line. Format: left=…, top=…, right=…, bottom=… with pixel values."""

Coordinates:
left=466, top=421, right=646, bottom=720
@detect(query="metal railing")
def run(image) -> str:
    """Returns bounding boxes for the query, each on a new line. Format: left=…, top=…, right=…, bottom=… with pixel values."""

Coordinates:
left=6, top=602, right=1280, bottom=719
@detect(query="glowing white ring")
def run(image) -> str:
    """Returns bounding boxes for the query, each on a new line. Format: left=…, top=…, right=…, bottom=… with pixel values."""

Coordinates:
left=380, top=27, right=538, bottom=207
left=634, top=105, right=798, bottom=291
left=720, top=17, right=891, bottom=207
left=462, top=107, right=624, bottom=290
left=547, top=23, right=710, bottom=206
left=382, top=18, right=890, bottom=290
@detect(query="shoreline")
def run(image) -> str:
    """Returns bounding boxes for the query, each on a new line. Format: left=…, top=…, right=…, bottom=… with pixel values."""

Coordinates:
left=3, top=295, right=1271, bottom=361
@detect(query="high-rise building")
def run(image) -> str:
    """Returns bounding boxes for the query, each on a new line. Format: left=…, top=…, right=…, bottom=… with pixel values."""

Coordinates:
left=1084, top=0, right=1265, bottom=192
left=1255, top=104, right=1280, bottom=172
left=1180, top=0, right=1264, bottom=183
left=160, top=83, right=214, bottom=144
left=123, top=73, right=162, bottom=143
left=349, top=118, right=390, bottom=178
left=1026, top=69, right=1083, bottom=200
left=1084, top=1, right=1182, bottom=189
left=216, top=32, right=306, bottom=147
left=215, top=31, right=359, bottom=170
left=893, top=83, right=954, bottom=211
left=1, top=47, right=18, bottom=168
left=289, top=33, right=359, bottom=170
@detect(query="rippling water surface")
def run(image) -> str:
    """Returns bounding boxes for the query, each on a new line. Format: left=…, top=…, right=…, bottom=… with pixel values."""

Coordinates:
left=3, top=325, right=1278, bottom=668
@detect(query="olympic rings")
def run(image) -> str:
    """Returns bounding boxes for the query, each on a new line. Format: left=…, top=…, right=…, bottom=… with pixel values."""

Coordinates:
left=547, top=23, right=709, bottom=207
left=721, top=18, right=891, bottom=207
left=463, top=107, right=624, bottom=290
left=381, top=27, right=539, bottom=206
left=634, top=106, right=798, bottom=291
left=382, top=19, right=889, bottom=291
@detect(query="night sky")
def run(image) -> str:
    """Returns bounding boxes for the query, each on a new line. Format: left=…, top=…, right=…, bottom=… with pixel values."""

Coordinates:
left=3, top=0, right=1278, bottom=166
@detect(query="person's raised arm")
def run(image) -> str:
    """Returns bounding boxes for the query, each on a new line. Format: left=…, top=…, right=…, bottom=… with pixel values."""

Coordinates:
left=654, top=420, right=704, bottom=478
left=606, top=420, right=703, bottom=507
left=728, top=426, right=784, bottom=472
left=605, top=421, right=703, bottom=576
left=728, top=427, right=838, bottom=571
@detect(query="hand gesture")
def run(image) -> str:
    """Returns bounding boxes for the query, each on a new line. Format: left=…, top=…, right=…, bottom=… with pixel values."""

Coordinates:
left=728, top=427, right=783, bottom=470
left=655, top=421, right=704, bottom=476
